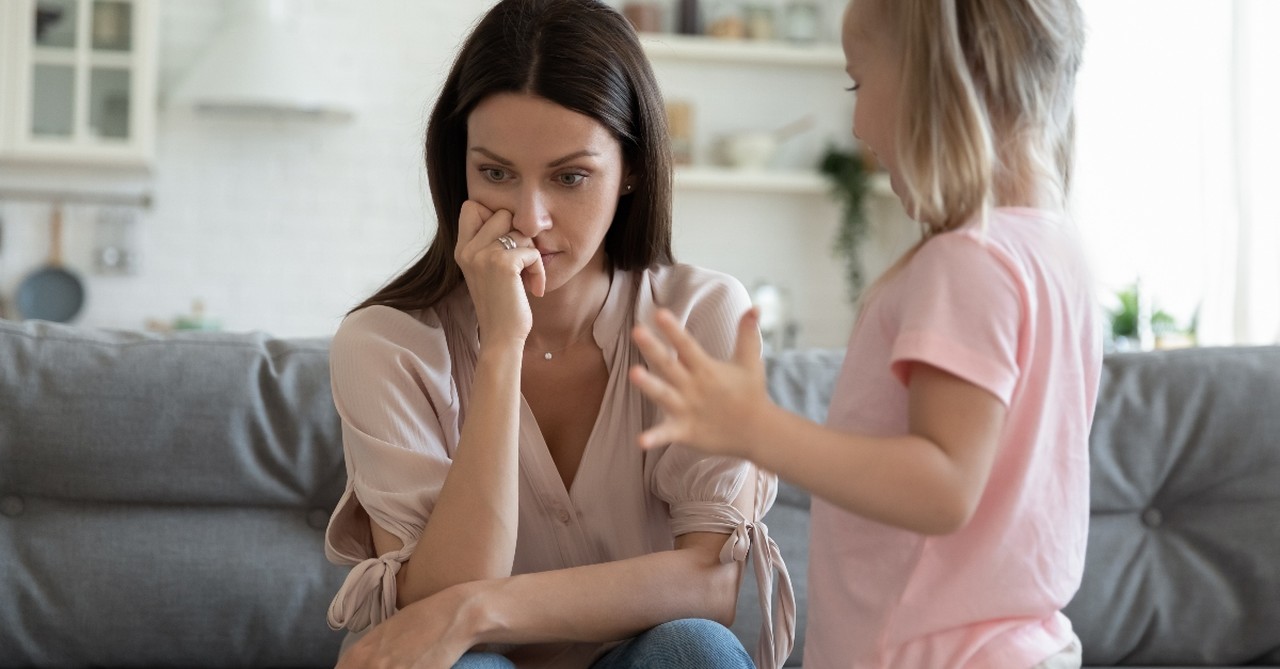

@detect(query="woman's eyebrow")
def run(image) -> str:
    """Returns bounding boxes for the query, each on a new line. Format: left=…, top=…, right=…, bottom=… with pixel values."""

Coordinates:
left=548, top=149, right=599, bottom=167
left=469, top=147, right=513, bottom=165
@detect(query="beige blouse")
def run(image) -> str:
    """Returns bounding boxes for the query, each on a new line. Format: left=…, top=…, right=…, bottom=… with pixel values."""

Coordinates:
left=323, top=264, right=794, bottom=668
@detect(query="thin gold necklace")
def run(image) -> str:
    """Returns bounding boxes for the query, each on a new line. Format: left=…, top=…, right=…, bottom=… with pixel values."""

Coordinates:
left=524, top=326, right=595, bottom=361
left=526, top=283, right=610, bottom=361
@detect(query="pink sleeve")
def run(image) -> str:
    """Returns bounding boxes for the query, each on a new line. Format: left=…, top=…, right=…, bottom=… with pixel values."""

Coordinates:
left=889, top=233, right=1024, bottom=405
left=643, top=266, right=755, bottom=512
left=323, top=306, right=458, bottom=633
left=642, top=266, right=796, bottom=669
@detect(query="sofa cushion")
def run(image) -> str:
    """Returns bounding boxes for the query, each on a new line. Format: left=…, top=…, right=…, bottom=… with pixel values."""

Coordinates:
left=0, top=320, right=348, bottom=667
left=1064, top=346, right=1280, bottom=666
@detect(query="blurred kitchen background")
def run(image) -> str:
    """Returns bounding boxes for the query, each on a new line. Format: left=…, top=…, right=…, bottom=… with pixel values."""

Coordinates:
left=0, top=0, right=1276, bottom=349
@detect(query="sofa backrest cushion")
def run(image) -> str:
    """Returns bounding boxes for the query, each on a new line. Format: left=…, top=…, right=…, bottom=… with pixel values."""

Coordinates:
left=0, top=320, right=348, bottom=667
left=1063, top=346, right=1280, bottom=666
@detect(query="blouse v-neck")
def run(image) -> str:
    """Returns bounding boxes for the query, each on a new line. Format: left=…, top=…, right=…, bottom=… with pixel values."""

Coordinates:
left=517, top=268, right=629, bottom=503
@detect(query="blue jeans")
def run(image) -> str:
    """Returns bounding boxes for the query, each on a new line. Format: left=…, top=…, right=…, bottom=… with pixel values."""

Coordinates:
left=592, top=619, right=755, bottom=669
left=451, top=652, right=517, bottom=668
left=450, top=619, right=754, bottom=669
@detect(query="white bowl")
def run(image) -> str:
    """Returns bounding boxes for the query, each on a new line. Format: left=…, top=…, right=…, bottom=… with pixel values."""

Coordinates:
left=715, top=132, right=779, bottom=169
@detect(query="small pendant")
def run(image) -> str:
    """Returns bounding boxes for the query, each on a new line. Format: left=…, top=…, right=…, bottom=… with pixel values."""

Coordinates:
left=544, top=352, right=553, bottom=360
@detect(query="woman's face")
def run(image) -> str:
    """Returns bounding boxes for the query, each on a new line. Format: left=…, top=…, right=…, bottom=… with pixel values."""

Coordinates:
left=465, top=93, right=629, bottom=294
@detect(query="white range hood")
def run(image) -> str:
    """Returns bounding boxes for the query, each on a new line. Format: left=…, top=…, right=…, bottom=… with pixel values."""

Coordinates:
left=168, top=0, right=357, bottom=122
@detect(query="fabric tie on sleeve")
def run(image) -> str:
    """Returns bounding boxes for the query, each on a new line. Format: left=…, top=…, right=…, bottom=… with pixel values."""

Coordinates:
left=668, top=482, right=797, bottom=669
left=326, top=546, right=412, bottom=632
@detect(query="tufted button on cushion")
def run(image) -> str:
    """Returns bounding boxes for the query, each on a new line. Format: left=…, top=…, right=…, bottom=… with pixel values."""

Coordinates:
left=307, top=508, right=331, bottom=530
left=0, top=496, right=24, bottom=517
left=1140, top=507, right=1163, bottom=528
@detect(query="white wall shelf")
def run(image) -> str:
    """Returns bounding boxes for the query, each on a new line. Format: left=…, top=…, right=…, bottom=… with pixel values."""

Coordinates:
left=640, top=33, right=843, bottom=68
left=674, top=165, right=893, bottom=197
left=675, top=166, right=827, bottom=194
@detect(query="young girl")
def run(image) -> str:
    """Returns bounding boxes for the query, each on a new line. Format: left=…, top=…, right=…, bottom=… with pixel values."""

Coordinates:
left=629, top=0, right=1099, bottom=667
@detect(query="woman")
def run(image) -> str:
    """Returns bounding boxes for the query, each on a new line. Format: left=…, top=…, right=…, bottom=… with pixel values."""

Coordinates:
left=323, top=1, right=794, bottom=667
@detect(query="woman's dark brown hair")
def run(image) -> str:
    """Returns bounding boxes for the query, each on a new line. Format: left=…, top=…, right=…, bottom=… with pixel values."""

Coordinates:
left=354, top=0, right=673, bottom=314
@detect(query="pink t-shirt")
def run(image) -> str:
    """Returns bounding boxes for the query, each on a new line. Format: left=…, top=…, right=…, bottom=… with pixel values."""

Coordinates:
left=804, top=208, right=1102, bottom=669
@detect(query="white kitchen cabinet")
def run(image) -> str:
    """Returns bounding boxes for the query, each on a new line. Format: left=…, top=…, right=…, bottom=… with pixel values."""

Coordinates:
left=0, top=0, right=158, bottom=168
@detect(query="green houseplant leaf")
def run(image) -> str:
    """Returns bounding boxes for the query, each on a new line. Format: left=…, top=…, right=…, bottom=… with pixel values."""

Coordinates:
left=819, top=145, right=870, bottom=303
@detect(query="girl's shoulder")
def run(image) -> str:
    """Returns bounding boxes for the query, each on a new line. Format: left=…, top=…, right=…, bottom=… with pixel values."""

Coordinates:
left=915, top=208, right=1073, bottom=272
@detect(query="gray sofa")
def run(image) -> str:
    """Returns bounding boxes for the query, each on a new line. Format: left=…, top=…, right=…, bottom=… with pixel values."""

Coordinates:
left=2, top=318, right=1278, bottom=668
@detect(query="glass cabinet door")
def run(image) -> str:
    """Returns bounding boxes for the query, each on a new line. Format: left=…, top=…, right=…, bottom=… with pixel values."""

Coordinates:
left=33, top=0, right=78, bottom=48
left=25, top=0, right=144, bottom=150
left=90, top=1, right=132, bottom=52
left=89, top=66, right=130, bottom=139
left=31, top=62, right=75, bottom=137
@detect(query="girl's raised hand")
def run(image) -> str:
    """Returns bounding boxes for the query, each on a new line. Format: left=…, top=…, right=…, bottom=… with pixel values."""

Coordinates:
left=454, top=200, right=547, bottom=348
left=629, top=308, right=772, bottom=459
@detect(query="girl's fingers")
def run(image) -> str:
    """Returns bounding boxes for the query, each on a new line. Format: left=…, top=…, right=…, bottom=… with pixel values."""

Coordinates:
left=732, top=307, right=763, bottom=367
left=632, top=324, right=691, bottom=388
left=653, top=309, right=713, bottom=371
left=628, top=364, right=679, bottom=409
left=637, top=424, right=678, bottom=450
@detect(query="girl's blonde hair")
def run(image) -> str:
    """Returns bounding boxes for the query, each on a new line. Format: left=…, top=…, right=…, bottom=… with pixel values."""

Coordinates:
left=882, top=0, right=1085, bottom=233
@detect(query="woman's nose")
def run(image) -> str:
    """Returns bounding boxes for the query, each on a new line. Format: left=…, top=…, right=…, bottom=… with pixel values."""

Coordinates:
left=512, top=187, right=552, bottom=236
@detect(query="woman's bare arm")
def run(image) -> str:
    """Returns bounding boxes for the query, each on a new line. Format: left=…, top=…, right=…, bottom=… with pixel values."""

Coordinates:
left=341, top=478, right=760, bottom=669
left=374, top=342, right=526, bottom=607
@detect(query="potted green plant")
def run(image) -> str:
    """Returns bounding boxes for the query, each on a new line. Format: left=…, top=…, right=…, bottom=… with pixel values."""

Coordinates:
left=1107, top=282, right=1198, bottom=350
left=819, top=144, right=871, bottom=303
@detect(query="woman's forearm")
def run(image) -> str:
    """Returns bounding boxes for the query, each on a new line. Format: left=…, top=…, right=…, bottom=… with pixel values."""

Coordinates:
left=394, top=343, right=525, bottom=605
left=459, top=532, right=742, bottom=646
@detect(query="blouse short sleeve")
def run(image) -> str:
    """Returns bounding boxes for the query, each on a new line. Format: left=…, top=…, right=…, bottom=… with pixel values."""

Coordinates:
left=640, top=265, right=796, bottom=669
left=323, top=305, right=460, bottom=633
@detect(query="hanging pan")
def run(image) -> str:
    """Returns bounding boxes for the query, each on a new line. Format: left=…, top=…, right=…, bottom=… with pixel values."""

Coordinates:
left=16, top=204, right=85, bottom=322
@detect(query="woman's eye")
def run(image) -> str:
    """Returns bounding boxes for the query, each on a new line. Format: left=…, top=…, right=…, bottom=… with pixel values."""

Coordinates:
left=557, top=173, right=586, bottom=187
left=482, top=168, right=509, bottom=182
left=845, top=83, right=860, bottom=93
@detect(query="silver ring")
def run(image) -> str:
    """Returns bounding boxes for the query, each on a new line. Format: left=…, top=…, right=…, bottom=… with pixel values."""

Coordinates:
left=496, top=234, right=516, bottom=250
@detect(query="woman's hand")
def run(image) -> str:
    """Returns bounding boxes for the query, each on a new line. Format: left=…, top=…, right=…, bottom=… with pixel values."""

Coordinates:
left=454, top=200, right=547, bottom=349
left=629, top=308, right=773, bottom=459
left=336, top=583, right=482, bottom=669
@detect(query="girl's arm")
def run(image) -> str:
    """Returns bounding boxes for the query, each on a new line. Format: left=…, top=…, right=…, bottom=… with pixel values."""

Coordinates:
left=631, top=308, right=1006, bottom=536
